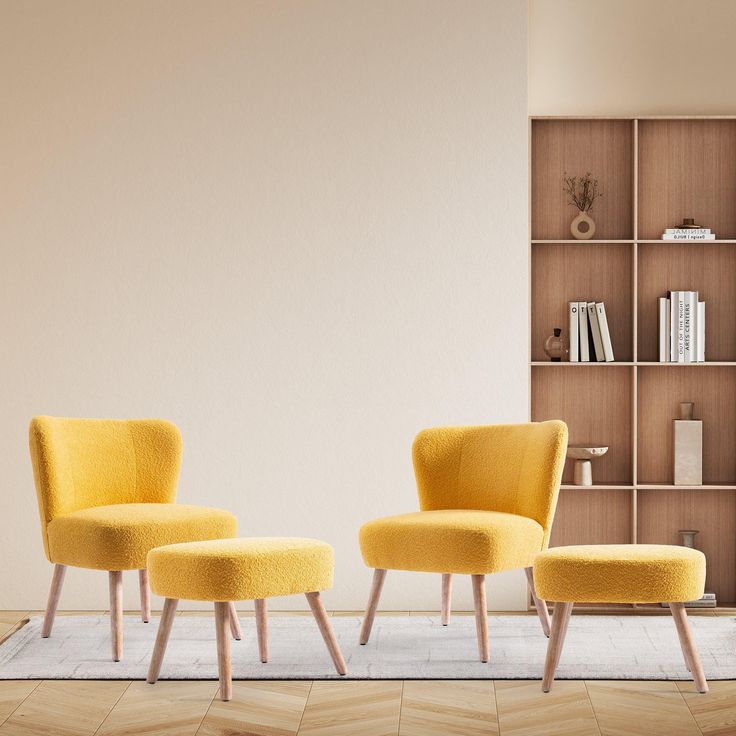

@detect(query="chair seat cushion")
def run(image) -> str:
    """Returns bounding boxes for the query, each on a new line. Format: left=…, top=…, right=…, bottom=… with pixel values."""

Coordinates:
left=47, top=503, right=238, bottom=570
left=359, top=510, right=545, bottom=574
left=533, top=544, right=706, bottom=603
left=147, top=537, right=334, bottom=601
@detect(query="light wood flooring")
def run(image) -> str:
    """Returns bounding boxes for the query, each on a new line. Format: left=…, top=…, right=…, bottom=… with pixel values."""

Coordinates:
left=0, top=610, right=734, bottom=736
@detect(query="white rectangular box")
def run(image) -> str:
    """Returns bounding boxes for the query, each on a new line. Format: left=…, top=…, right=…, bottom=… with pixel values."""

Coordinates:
left=674, top=420, right=703, bottom=486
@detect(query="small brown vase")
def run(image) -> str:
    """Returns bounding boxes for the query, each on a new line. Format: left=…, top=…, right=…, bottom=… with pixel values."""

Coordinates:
left=571, top=211, right=596, bottom=240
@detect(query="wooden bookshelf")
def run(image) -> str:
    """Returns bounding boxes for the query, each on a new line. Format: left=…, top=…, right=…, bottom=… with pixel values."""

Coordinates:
left=530, top=116, right=736, bottom=611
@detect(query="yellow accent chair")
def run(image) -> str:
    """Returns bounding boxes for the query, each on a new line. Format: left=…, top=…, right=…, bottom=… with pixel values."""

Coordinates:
left=29, top=416, right=239, bottom=661
left=358, top=420, right=568, bottom=661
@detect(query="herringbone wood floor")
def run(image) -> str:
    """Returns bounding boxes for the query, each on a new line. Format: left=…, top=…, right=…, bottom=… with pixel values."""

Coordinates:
left=0, top=610, right=733, bottom=735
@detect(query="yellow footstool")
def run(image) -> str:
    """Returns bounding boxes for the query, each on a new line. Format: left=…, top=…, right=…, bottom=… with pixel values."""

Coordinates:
left=533, top=544, right=708, bottom=693
left=146, top=537, right=347, bottom=700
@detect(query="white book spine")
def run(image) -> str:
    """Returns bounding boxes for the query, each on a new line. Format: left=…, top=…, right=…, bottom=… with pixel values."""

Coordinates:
left=674, top=292, right=685, bottom=362
left=683, top=292, right=695, bottom=363
left=596, top=302, right=615, bottom=362
left=662, top=233, right=716, bottom=240
left=697, top=301, right=705, bottom=362
left=669, top=292, right=677, bottom=361
left=658, top=297, right=669, bottom=362
left=665, top=228, right=711, bottom=234
left=578, top=301, right=590, bottom=362
left=587, top=301, right=605, bottom=361
left=568, top=302, right=579, bottom=362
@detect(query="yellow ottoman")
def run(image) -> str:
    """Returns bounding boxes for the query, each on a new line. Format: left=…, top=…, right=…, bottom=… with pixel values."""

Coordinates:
left=534, top=544, right=707, bottom=693
left=146, top=537, right=346, bottom=701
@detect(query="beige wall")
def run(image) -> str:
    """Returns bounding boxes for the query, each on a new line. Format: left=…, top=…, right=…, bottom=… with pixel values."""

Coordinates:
left=0, top=1, right=529, bottom=610
left=530, top=0, right=736, bottom=115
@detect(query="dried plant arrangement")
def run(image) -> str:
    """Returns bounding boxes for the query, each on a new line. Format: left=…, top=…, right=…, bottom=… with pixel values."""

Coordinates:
left=563, top=172, right=602, bottom=212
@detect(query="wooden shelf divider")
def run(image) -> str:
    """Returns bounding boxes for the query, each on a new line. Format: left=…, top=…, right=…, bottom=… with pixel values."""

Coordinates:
left=530, top=115, right=736, bottom=611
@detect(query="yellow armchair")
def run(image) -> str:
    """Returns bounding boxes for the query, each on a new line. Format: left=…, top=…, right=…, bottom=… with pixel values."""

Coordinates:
left=29, top=416, right=238, bottom=661
left=358, top=420, right=567, bottom=661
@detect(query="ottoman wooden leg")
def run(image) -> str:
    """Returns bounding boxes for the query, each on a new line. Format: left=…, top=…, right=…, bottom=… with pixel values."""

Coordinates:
left=359, top=568, right=387, bottom=645
left=525, top=566, right=551, bottom=638
left=214, top=601, right=233, bottom=701
left=542, top=601, right=573, bottom=692
left=441, top=574, right=452, bottom=626
left=41, top=564, right=66, bottom=638
left=147, top=598, right=178, bottom=684
left=670, top=602, right=708, bottom=693
left=109, top=571, right=123, bottom=662
left=255, top=599, right=268, bottom=663
left=228, top=602, right=242, bottom=641
left=139, top=569, right=151, bottom=623
left=306, top=592, right=347, bottom=675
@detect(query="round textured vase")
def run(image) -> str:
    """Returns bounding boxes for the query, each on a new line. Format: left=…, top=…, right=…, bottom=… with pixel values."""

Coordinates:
left=570, top=211, right=596, bottom=240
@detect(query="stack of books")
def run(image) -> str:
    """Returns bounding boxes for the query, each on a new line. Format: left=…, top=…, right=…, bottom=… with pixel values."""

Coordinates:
left=662, top=228, right=715, bottom=241
left=658, top=291, right=705, bottom=362
left=568, top=301, right=614, bottom=362
left=662, top=592, right=717, bottom=609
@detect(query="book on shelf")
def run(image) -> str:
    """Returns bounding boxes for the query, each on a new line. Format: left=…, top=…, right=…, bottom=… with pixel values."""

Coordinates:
left=665, top=228, right=712, bottom=234
left=568, top=302, right=580, bottom=362
left=662, top=230, right=716, bottom=240
left=578, top=301, right=590, bottom=362
left=565, top=300, right=614, bottom=362
left=595, top=302, right=614, bottom=362
left=587, top=302, right=605, bottom=361
left=661, top=592, right=717, bottom=608
left=658, top=297, right=670, bottom=362
left=659, top=290, right=704, bottom=362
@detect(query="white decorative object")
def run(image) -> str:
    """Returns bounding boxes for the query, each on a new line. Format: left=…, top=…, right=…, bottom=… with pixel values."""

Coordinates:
left=567, top=446, right=609, bottom=486
left=674, top=402, right=702, bottom=486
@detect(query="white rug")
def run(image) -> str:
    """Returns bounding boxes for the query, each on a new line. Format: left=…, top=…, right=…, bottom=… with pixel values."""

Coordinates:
left=1, top=614, right=735, bottom=680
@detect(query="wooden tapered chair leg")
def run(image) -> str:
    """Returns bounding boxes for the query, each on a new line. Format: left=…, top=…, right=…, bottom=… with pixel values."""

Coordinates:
left=525, top=566, right=551, bottom=637
left=255, top=599, right=268, bottom=663
left=147, top=598, right=178, bottom=684
left=441, top=574, right=452, bottom=626
left=471, top=574, right=489, bottom=663
left=228, top=602, right=242, bottom=641
left=214, top=601, right=233, bottom=702
left=359, top=568, right=387, bottom=645
left=306, top=592, right=347, bottom=675
left=670, top=602, right=708, bottom=693
left=109, top=571, right=123, bottom=662
left=41, top=564, right=66, bottom=638
left=542, top=601, right=573, bottom=692
left=139, top=569, right=151, bottom=623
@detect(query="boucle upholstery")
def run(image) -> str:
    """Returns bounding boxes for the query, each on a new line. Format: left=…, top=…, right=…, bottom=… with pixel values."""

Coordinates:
left=359, top=421, right=567, bottom=574
left=48, top=503, right=237, bottom=570
left=360, top=510, right=544, bottom=574
left=148, top=538, right=334, bottom=602
left=29, top=416, right=237, bottom=568
left=534, top=544, right=706, bottom=603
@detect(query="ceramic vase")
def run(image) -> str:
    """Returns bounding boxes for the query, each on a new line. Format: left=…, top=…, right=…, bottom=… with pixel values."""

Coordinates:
left=570, top=211, right=596, bottom=240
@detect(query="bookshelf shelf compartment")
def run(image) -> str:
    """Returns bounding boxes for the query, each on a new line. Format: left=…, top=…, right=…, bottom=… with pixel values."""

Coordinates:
left=637, top=365, right=736, bottom=486
left=638, top=119, right=736, bottom=240
left=532, top=119, right=634, bottom=241
left=531, top=365, right=633, bottom=486
left=637, top=243, right=736, bottom=362
left=637, top=488, right=736, bottom=603
left=531, top=116, right=736, bottom=612
left=531, top=242, right=633, bottom=362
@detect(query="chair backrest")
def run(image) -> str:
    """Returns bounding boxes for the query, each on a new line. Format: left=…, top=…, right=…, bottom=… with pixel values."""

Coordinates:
left=412, top=420, right=568, bottom=546
left=29, top=416, right=182, bottom=556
